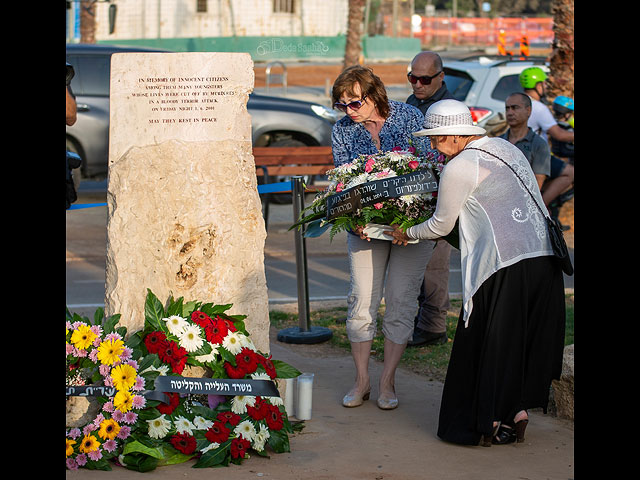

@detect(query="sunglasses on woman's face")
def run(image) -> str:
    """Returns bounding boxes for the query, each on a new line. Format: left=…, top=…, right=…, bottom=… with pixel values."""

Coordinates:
left=334, top=94, right=368, bottom=113
left=407, top=71, right=442, bottom=85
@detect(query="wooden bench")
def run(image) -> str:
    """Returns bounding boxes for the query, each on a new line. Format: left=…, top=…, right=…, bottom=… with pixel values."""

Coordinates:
left=253, top=145, right=334, bottom=194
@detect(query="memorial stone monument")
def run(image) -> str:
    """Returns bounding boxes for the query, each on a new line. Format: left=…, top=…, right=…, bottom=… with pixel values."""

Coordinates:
left=104, top=52, right=271, bottom=353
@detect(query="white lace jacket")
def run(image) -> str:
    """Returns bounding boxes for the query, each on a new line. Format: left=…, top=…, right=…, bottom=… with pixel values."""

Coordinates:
left=406, top=136, right=554, bottom=326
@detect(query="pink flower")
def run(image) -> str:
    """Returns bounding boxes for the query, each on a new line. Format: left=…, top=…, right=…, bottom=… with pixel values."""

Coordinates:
left=124, top=411, right=138, bottom=424
left=117, top=425, right=132, bottom=439
left=365, top=157, right=375, bottom=172
left=392, top=146, right=402, bottom=151
left=408, top=161, right=419, bottom=170
left=68, top=428, right=82, bottom=439
left=75, top=454, right=87, bottom=466
left=408, top=146, right=416, bottom=153
left=66, top=458, right=78, bottom=470
left=336, top=182, right=344, bottom=192
left=88, top=449, right=103, bottom=461
left=374, top=203, right=384, bottom=209
left=376, top=171, right=388, bottom=178
left=103, top=439, right=118, bottom=453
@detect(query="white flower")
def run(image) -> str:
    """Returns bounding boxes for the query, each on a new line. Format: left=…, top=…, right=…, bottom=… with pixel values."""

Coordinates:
left=251, top=372, right=271, bottom=380
left=163, top=315, right=188, bottom=336
left=140, top=363, right=170, bottom=376
left=193, top=416, right=214, bottom=430
left=174, top=415, right=196, bottom=435
left=234, top=420, right=257, bottom=441
left=195, top=343, right=219, bottom=363
left=200, top=441, right=220, bottom=453
left=222, top=331, right=244, bottom=355
left=147, top=414, right=172, bottom=439
left=231, top=395, right=256, bottom=414
left=238, top=333, right=256, bottom=350
left=178, top=324, right=204, bottom=352
left=252, top=424, right=270, bottom=452
left=264, top=395, right=284, bottom=407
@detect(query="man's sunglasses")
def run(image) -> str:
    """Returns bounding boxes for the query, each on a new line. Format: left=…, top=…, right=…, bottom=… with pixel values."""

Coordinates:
left=334, top=95, right=368, bottom=113
left=407, top=71, right=442, bottom=85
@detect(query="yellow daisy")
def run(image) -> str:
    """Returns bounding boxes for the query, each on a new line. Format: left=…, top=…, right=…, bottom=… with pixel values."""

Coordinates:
left=110, top=363, right=137, bottom=392
left=70, top=324, right=97, bottom=350
left=66, top=438, right=76, bottom=457
left=78, top=434, right=101, bottom=454
left=113, top=390, right=134, bottom=412
left=98, top=418, right=121, bottom=440
left=97, top=338, right=125, bottom=365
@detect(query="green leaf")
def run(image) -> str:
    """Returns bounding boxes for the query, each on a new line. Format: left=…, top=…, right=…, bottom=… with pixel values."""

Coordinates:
left=272, top=359, right=302, bottom=379
left=120, top=453, right=159, bottom=472
left=193, top=440, right=231, bottom=468
left=144, top=289, right=166, bottom=330
left=166, top=296, right=184, bottom=317
left=267, top=429, right=291, bottom=453
left=123, top=439, right=166, bottom=460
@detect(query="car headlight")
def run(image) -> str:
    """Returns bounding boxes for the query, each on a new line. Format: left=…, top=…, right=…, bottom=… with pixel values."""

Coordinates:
left=311, top=104, right=340, bottom=123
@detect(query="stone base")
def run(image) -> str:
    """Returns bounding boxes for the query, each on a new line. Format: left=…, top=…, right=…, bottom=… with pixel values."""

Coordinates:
left=550, top=344, right=574, bottom=421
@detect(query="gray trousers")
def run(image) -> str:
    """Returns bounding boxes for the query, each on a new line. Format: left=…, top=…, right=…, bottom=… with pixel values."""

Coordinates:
left=415, top=239, right=452, bottom=333
left=346, top=234, right=435, bottom=344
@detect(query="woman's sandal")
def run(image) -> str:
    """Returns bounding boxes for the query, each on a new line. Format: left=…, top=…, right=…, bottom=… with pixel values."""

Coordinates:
left=492, top=424, right=517, bottom=445
left=481, top=422, right=500, bottom=447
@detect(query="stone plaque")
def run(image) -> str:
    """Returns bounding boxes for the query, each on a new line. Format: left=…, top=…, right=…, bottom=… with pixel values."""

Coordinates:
left=105, top=52, right=270, bottom=353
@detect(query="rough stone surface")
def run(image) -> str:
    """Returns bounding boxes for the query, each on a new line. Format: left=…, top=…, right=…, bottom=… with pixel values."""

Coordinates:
left=104, top=52, right=271, bottom=354
left=551, top=343, right=574, bottom=421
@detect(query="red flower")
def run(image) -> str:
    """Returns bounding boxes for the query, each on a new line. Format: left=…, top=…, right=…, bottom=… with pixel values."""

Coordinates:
left=258, top=355, right=277, bottom=379
left=265, top=404, right=284, bottom=431
left=235, top=348, right=259, bottom=375
left=144, top=331, right=168, bottom=354
left=246, top=396, right=269, bottom=421
left=203, top=317, right=228, bottom=344
left=157, top=392, right=180, bottom=415
left=191, top=310, right=212, bottom=328
left=205, top=421, right=230, bottom=444
left=170, top=351, right=188, bottom=375
left=230, top=437, right=251, bottom=459
left=170, top=432, right=197, bottom=455
left=224, top=362, right=246, bottom=379
left=216, top=410, right=241, bottom=426
left=217, top=315, right=238, bottom=333
left=408, top=160, right=419, bottom=170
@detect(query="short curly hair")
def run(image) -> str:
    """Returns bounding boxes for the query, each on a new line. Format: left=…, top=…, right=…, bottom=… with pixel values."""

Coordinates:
left=331, top=65, right=390, bottom=119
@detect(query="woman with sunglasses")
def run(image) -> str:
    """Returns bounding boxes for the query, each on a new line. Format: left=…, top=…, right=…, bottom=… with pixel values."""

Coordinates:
left=330, top=65, right=436, bottom=411
left=385, top=99, right=566, bottom=447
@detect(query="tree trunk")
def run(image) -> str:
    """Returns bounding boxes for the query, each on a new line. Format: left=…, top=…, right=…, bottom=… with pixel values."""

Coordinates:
left=80, top=0, right=97, bottom=44
left=344, top=0, right=366, bottom=69
left=548, top=0, right=574, bottom=99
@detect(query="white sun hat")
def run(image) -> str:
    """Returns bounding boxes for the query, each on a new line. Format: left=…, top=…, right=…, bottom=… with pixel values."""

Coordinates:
left=413, top=99, right=486, bottom=137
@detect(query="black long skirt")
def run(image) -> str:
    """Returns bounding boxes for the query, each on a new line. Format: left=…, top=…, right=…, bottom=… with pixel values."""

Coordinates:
left=437, top=255, right=566, bottom=446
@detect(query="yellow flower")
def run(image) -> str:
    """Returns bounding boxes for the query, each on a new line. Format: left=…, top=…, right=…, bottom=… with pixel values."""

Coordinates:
left=113, top=390, right=133, bottom=412
left=97, top=338, right=125, bottom=365
left=79, top=434, right=101, bottom=454
left=66, top=438, right=76, bottom=457
left=70, top=324, right=97, bottom=350
left=110, top=364, right=137, bottom=392
left=98, top=418, right=121, bottom=440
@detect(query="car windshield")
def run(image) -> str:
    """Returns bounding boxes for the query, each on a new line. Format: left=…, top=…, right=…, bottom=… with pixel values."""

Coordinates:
left=66, top=54, right=111, bottom=97
left=443, top=68, right=473, bottom=102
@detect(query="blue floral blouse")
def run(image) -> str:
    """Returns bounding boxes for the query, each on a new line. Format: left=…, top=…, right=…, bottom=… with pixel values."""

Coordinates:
left=331, top=100, right=433, bottom=166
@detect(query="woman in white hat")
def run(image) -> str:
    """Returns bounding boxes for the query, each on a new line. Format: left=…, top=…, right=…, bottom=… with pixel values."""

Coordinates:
left=385, top=99, right=566, bottom=446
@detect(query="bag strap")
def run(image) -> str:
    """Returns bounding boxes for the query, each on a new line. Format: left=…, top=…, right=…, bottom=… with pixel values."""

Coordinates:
left=464, top=146, right=551, bottom=221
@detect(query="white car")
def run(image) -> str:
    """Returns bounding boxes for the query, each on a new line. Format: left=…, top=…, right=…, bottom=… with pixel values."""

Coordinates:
left=442, top=55, right=550, bottom=127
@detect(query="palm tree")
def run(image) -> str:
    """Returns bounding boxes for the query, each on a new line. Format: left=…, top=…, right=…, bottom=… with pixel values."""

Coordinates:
left=548, top=0, right=574, bottom=99
left=344, top=0, right=366, bottom=68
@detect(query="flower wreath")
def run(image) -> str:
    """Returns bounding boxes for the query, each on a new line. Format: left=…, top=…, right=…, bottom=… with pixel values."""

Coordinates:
left=117, top=290, right=301, bottom=471
left=66, top=309, right=147, bottom=471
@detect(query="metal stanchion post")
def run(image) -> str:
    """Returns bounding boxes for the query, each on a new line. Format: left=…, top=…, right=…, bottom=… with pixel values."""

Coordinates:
left=277, top=177, right=333, bottom=344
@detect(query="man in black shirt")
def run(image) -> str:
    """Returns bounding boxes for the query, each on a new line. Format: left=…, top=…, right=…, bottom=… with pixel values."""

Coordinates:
left=405, top=51, right=455, bottom=347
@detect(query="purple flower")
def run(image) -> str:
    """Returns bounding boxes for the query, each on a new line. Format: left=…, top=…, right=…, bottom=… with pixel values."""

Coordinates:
left=208, top=394, right=226, bottom=409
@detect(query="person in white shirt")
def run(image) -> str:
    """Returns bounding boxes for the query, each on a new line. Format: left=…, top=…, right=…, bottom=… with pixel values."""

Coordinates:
left=385, top=100, right=566, bottom=447
left=519, top=67, right=574, bottom=210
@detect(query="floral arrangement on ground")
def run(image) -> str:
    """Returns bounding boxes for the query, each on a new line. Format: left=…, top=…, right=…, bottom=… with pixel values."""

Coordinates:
left=291, top=146, right=454, bottom=244
left=66, top=290, right=302, bottom=472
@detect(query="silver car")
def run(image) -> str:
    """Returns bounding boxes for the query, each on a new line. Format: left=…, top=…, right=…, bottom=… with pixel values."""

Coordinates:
left=442, top=54, right=550, bottom=127
left=66, top=44, right=339, bottom=183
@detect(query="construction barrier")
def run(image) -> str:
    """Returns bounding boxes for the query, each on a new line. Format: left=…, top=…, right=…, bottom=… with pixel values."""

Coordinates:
left=383, top=16, right=553, bottom=49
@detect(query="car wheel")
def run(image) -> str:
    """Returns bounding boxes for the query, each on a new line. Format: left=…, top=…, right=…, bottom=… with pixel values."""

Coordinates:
left=263, top=138, right=316, bottom=204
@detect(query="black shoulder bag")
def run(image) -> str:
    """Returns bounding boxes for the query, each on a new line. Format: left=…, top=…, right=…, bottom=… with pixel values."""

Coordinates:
left=465, top=147, right=573, bottom=276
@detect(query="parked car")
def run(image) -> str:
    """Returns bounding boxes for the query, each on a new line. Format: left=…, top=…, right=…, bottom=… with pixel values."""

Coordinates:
left=442, top=55, right=550, bottom=128
left=65, top=44, right=339, bottom=192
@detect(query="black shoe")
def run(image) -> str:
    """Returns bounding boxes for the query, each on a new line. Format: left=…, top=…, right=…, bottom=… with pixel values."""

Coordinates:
left=407, top=328, right=447, bottom=347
